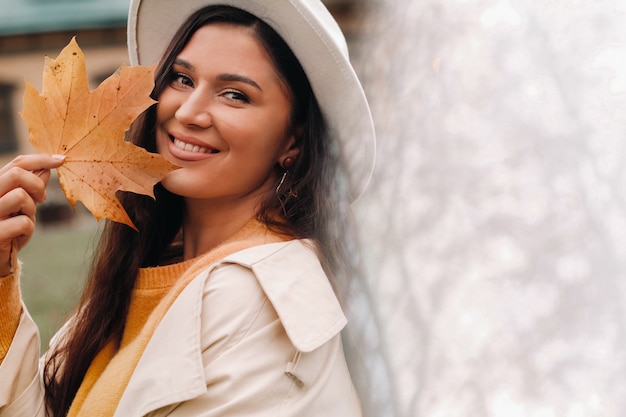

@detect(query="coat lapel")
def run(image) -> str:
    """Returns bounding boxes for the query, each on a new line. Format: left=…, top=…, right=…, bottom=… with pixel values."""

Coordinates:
left=114, top=269, right=211, bottom=416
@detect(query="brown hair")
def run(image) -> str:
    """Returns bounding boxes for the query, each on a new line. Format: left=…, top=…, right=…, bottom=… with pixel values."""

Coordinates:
left=43, top=6, right=354, bottom=416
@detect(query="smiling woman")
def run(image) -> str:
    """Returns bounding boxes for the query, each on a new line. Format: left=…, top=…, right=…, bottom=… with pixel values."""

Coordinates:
left=0, top=0, right=375, bottom=416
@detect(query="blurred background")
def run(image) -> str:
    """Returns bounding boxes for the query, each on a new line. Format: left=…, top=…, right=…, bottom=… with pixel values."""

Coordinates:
left=3, top=0, right=626, bottom=416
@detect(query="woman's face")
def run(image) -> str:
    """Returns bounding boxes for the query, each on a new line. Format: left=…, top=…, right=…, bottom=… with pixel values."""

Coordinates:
left=155, top=23, right=298, bottom=203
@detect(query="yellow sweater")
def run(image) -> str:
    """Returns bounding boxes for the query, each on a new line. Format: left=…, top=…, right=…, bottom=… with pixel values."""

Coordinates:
left=66, top=259, right=192, bottom=416
left=0, top=220, right=287, bottom=416
left=0, top=264, right=22, bottom=363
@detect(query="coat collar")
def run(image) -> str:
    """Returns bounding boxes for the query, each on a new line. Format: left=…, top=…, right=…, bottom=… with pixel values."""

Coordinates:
left=229, top=240, right=347, bottom=352
left=115, top=240, right=346, bottom=416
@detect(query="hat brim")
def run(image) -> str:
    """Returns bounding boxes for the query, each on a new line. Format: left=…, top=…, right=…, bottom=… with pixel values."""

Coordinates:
left=127, top=0, right=375, bottom=201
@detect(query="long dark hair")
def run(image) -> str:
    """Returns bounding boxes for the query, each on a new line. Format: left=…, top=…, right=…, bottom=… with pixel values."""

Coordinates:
left=43, top=5, right=353, bottom=416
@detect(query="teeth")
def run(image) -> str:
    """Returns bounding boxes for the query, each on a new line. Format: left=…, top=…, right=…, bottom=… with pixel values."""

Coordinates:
left=174, top=138, right=212, bottom=154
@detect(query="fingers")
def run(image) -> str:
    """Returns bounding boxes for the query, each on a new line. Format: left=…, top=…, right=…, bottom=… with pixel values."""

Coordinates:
left=0, top=154, right=65, bottom=176
left=0, top=154, right=65, bottom=275
left=0, top=203, right=36, bottom=276
left=0, top=154, right=65, bottom=203
left=0, top=167, right=47, bottom=204
left=0, top=187, right=37, bottom=219
left=0, top=216, right=34, bottom=276
left=0, top=213, right=35, bottom=247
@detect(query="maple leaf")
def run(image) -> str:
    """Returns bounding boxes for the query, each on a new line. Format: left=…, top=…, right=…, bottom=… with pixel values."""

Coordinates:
left=21, top=37, right=178, bottom=230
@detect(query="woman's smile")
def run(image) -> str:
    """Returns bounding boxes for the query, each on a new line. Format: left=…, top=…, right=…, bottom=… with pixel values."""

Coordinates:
left=173, top=138, right=213, bottom=154
left=167, top=133, right=221, bottom=161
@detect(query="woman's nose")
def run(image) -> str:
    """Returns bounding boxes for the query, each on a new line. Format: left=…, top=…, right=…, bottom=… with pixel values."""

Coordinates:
left=175, top=89, right=212, bottom=128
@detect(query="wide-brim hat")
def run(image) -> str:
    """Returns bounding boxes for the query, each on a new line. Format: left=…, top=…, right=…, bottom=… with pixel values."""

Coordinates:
left=127, top=0, right=375, bottom=201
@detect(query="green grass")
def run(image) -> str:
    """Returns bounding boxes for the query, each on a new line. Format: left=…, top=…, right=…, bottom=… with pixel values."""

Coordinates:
left=19, top=219, right=102, bottom=349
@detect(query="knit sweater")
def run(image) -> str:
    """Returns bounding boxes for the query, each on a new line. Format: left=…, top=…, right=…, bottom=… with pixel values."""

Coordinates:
left=66, top=259, right=193, bottom=416
left=0, top=265, right=21, bottom=364
left=0, top=220, right=288, bottom=416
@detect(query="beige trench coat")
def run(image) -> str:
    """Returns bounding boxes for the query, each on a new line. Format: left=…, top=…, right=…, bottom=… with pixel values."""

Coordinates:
left=0, top=240, right=362, bottom=416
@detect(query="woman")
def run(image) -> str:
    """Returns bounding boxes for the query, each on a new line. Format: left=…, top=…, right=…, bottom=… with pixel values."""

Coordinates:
left=0, top=0, right=375, bottom=416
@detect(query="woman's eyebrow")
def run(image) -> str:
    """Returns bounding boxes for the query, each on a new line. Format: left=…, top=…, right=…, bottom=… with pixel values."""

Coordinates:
left=173, top=57, right=194, bottom=70
left=218, top=74, right=262, bottom=91
left=173, top=58, right=262, bottom=91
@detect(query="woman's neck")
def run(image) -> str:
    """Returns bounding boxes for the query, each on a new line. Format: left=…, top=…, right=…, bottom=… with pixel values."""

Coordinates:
left=181, top=197, right=260, bottom=260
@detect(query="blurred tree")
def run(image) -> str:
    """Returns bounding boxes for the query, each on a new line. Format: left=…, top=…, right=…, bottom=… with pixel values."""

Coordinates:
left=351, top=0, right=626, bottom=415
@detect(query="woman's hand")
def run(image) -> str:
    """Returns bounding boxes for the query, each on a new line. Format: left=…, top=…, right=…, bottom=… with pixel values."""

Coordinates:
left=0, top=154, right=65, bottom=276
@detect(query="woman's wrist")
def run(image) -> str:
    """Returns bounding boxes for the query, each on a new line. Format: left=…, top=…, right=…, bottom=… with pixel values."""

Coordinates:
left=0, top=242, right=18, bottom=277
left=0, top=261, right=12, bottom=278
left=0, top=255, right=18, bottom=278
left=0, top=254, right=14, bottom=277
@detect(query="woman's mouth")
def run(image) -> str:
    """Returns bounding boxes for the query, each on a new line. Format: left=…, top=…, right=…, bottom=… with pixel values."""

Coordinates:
left=174, top=138, right=210, bottom=154
left=165, top=134, right=220, bottom=162
left=171, top=136, right=219, bottom=154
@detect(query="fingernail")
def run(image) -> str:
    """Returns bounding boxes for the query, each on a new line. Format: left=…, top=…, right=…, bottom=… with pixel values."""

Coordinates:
left=52, top=154, right=66, bottom=161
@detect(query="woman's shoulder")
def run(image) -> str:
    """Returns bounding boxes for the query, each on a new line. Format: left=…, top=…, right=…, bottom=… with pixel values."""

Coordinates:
left=221, top=238, right=319, bottom=267
left=207, top=239, right=347, bottom=352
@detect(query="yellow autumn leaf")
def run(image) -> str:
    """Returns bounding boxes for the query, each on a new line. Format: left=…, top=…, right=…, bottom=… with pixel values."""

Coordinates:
left=21, top=37, right=177, bottom=230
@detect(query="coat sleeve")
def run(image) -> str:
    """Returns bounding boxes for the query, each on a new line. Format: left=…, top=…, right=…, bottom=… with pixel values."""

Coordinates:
left=167, top=262, right=362, bottom=417
left=0, top=272, right=46, bottom=417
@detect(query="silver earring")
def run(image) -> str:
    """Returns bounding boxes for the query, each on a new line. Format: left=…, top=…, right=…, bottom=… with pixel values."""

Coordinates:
left=276, top=171, right=288, bottom=194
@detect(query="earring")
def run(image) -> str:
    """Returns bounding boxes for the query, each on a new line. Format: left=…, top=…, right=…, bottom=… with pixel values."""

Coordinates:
left=276, top=171, right=288, bottom=195
left=276, top=156, right=298, bottom=217
left=282, top=156, right=295, bottom=170
left=276, top=156, right=295, bottom=195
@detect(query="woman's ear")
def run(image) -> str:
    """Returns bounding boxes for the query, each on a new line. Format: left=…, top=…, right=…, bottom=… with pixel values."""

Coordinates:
left=279, top=131, right=301, bottom=168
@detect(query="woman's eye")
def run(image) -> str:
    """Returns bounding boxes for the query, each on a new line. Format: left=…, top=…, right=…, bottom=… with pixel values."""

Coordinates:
left=223, top=90, right=250, bottom=103
left=169, top=72, right=193, bottom=88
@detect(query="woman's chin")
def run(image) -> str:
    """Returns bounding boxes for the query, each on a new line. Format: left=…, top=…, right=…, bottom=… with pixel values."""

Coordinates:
left=159, top=171, right=191, bottom=197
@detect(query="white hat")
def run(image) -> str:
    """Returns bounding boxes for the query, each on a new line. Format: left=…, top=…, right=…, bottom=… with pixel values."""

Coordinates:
left=127, top=0, right=375, bottom=201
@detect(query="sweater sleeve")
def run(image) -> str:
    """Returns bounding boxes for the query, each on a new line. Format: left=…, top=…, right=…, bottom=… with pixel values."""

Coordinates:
left=0, top=271, right=24, bottom=363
